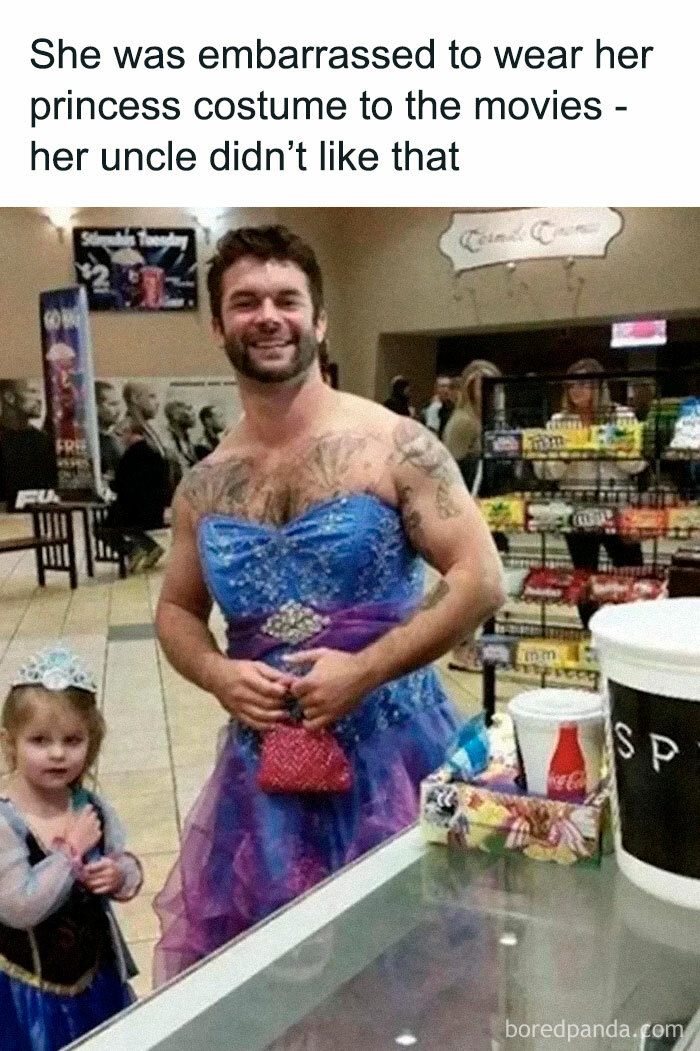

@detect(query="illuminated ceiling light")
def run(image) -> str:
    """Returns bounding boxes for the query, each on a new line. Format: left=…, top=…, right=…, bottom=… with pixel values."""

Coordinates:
left=42, top=207, right=76, bottom=242
left=395, top=1033, right=418, bottom=1047
left=191, top=208, right=227, bottom=245
left=499, top=932, right=518, bottom=947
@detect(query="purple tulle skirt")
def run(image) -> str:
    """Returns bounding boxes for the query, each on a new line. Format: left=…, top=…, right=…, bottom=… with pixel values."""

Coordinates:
left=152, top=685, right=457, bottom=985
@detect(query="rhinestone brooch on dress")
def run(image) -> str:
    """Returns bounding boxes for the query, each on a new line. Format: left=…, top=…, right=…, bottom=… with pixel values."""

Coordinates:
left=261, top=601, right=330, bottom=645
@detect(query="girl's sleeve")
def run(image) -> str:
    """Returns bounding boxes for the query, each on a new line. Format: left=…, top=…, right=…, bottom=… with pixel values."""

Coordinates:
left=97, top=795, right=143, bottom=902
left=0, top=811, right=75, bottom=928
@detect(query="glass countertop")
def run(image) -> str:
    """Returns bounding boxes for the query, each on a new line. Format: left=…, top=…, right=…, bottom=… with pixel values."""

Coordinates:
left=74, top=828, right=700, bottom=1051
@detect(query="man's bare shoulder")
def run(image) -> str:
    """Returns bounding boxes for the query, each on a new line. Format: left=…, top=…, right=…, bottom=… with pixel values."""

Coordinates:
left=332, top=391, right=417, bottom=438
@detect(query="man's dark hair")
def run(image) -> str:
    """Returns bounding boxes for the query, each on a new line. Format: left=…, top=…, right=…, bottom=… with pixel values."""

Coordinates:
left=199, top=404, right=215, bottom=426
left=207, top=225, right=324, bottom=324
left=94, top=380, right=116, bottom=403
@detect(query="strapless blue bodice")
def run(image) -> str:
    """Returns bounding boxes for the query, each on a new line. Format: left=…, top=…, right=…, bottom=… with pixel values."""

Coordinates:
left=197, top=492, right=424, bottom=619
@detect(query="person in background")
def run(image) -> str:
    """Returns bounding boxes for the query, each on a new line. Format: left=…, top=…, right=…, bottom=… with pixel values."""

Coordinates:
left=383, top=376, right=416, bottom=418
left=421, top=375, right=456, bottom=439
left=94, top=381, right=125, bottom=486
left=534, top=357, right=647, bottom=627
left=443, top=360, right=507, bottom=499
left=105, top=421, right=169, bottom=573
left=164, top=400, right=198, bottom=475
left=0, top=644, right=142, bottom=1051
left=0, top=379, right=58, bottom=510
left=122, top=382, right=180, bottom=501
left=443, top=361, right=509, bottom=670
left=195, top=405, right=226, bottom=461
left=122, top=382, right=163, bottom=452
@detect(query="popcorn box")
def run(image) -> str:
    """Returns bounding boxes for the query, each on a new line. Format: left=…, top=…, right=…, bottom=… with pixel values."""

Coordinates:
left=420, top=766, right=611, bottom=867
left=478, top=495, right=525, bottom=531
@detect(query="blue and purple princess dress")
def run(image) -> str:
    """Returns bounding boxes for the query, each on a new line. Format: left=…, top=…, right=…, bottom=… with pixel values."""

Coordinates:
left=153, top=493, right=459, bottom=982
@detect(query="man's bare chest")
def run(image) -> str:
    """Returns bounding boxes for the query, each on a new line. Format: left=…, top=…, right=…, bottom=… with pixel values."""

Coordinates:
left=182, top=430, right=394, bottom=526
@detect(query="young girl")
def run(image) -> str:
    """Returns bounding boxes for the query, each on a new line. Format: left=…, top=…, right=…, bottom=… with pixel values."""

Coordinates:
left=0, top=644, right=143, bottom=1051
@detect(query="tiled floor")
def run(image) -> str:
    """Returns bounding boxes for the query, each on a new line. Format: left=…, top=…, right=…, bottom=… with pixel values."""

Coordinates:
left=0, top=512, right=522, bottom=998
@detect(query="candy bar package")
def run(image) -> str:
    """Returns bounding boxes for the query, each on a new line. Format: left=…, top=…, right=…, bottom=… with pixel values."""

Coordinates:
left=667, top=397, right=700, bottom=452
left=588, top=572, right=665, bottom=604
left=522, top=428, right=568, bottom=458
left=516, top=638, right=580, bottom=671
left=503, top=566, right=529, bottom=598
left=479, top=634, right=519, bottom=668
left=569, top=505, right=617, bottom=533
left=526, top=500, right=574, bottom=532
left=616, top=507, right=667, bottom=538
left=521, top=568, right=589, bottom=604
left=588, top=574, right=636, bottom=604
left=483, top=429, right=522, bottom=458
left=560, top=425, right=595, bottom=454
left=478, top=495, right=526, bottom=531
left=420, top=769, right=611, bottom=866
left=592, top=419, right=643, bottom=457
left=666, top=505, right=700, bottom=535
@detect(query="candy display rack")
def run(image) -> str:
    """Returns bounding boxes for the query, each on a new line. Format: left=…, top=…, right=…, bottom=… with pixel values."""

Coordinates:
left=474, top=367, right=700, bottom=722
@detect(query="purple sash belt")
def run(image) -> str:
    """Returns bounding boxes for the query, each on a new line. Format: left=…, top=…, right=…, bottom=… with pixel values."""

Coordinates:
left=226, top=598, right=415, bottom=661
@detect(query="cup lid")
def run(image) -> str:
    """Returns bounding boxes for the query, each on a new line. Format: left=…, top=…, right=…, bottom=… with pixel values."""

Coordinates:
left=508, top=688, right=603, bottom=724
left=590, top=598, right=700, bottom=662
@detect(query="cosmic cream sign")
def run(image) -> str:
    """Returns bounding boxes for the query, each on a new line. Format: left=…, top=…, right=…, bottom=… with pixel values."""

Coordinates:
left=439, top=207, right=623, bottom=271
left=73, top=227, right=197, bottom=311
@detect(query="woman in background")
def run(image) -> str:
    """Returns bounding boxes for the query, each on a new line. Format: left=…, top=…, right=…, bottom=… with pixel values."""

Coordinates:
left=534, top=358, right=647, bottom=626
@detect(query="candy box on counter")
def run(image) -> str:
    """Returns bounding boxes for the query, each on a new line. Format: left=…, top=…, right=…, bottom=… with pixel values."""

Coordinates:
left=420, top=763, right=611, bottom=867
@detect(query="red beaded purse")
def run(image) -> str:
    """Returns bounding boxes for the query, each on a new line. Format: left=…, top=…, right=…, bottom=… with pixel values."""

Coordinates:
left=257, top=724, right=353, bottom=794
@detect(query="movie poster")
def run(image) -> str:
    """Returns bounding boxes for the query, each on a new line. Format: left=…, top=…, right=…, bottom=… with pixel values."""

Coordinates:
left=73, top=227, right=197, bottom=311
left=39, top=286, right=102, bottom=501
left=94, top=376, right=241, bottom=492
left=2, top=372, right=240, bottom=506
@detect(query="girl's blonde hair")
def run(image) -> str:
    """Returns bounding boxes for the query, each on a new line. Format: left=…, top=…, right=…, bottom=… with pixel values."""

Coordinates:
left=443, top=359, right=503, bottom=462
left=562, top=358, right=613, bottom=417
left=1, top=685, right=105, bottom=784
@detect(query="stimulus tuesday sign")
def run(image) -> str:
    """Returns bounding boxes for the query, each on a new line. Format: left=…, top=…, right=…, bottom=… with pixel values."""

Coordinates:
left=439, top=208, right=623, bottom=271
left=73, top=227, right=198, bottom=311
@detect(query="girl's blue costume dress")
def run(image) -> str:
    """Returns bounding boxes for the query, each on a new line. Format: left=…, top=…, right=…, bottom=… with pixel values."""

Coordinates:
left=0, top=789, right=142, bottom=1051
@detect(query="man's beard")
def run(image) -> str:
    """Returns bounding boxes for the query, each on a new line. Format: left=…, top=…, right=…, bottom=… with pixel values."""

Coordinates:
left=224, top=331, right=318, bottom=385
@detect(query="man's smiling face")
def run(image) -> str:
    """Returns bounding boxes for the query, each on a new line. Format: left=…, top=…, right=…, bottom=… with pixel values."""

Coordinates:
left=215, top=256, right=327, bottom=385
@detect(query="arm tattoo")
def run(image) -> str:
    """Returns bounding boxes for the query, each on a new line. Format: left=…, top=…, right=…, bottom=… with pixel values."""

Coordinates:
left=391, top=420, right=463, bottom=520
left=420, top=577, right=450, bottom=611
left=403, top=577, right=451, bottom=625
left=397, top=483, right=425, bottom=552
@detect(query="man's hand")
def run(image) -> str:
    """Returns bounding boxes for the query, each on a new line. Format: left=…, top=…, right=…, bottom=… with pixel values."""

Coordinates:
left=205, top=655, right=296, bottom=731
left=283, top=648, right=371, bottom=730
left=81, top=858, right=124, bottom=896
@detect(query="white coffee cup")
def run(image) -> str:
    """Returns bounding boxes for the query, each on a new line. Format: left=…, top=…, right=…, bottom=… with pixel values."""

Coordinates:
left=507, top=689, right=605, bottom=799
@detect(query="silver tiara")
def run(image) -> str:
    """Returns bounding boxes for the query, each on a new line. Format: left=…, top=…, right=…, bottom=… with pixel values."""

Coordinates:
left=12, top=644, right=97, bottom=694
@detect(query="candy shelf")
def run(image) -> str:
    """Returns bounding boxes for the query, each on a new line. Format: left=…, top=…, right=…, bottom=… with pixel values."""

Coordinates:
left=475, top=367, right=699, bottom=723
